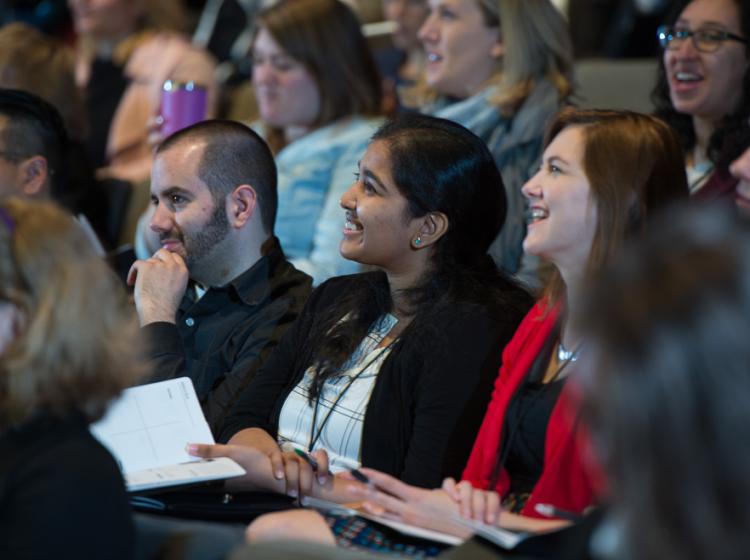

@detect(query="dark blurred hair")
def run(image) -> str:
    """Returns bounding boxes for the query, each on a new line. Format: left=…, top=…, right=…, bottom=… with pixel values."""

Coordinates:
left=0, top=88, right=69, bottom=197
left=652, top=0, right=750, bottom=170
left=580, top=204, right=750, bottom=560
left=157, top=119, right=278, bottom=234
left=254, top=0, right=382, bottom=153
left=306, top=114, right=531, bottom=399
left=541, top=108, right=689, bottom=306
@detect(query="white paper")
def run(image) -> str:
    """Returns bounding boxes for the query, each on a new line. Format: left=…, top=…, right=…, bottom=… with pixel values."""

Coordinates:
left=91, top=378, right=245, bottom=491
left=125, top=457, right=247, bottom=492
left=450, top=516, right=527, bottom=549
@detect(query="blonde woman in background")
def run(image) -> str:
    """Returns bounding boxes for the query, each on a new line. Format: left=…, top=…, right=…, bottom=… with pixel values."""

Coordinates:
left=412, top=0, right=573, bottom=285
left=0, top=197, right=145, bottom=558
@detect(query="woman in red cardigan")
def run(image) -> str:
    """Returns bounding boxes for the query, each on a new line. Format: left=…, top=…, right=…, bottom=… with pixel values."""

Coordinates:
left=347, top=108, right=690, bottom=535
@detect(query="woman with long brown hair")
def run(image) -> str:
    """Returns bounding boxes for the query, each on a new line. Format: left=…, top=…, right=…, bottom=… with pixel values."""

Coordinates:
left=250, top=0, right=384, bottom=283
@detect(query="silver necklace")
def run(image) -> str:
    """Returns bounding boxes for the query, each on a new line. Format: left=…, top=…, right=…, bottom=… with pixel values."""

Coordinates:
left=557, top=340, right=579, bottom=363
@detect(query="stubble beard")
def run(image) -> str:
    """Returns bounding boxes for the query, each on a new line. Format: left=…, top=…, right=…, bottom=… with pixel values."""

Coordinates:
left=183, top=201, right=231, bottom=282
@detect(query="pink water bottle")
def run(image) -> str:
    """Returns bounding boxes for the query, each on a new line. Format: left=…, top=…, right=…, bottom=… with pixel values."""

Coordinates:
left=159, top=80, right=208, bottom=138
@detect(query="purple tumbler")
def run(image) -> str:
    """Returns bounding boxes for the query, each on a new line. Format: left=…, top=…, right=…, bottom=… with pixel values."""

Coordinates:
left=159, top=80, right=208, bottom=138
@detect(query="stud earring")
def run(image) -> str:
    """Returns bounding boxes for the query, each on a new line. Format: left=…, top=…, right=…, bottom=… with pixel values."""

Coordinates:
left=414, top=236, right=422, bottom=246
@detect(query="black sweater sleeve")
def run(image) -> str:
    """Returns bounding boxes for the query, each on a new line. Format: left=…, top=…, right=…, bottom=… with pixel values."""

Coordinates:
left=361, top=304, right=519, bottom=488
left=218, top=276, right=346, bottom=443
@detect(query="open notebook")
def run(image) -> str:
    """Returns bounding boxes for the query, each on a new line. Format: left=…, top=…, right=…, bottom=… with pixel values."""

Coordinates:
left=90, top=377, right=246, bottom=493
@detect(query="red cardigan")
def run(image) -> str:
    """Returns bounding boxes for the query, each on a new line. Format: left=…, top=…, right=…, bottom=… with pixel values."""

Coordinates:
left=461, top=302, right=597, bottom=518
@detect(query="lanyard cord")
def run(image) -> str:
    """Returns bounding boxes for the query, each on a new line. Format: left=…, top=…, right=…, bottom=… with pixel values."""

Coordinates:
left=307, top=339, right=396, bottom=452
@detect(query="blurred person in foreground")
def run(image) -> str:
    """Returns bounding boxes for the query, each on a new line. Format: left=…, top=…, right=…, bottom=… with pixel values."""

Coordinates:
left=731, top=143, right=750, bottom=213
left=0, top=197, right=143, bottom=559
left=579, top=203, right=750, bottom=560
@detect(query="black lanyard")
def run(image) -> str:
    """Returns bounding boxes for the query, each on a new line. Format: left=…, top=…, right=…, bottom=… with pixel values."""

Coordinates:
left=307, top=340, right=395, bottom=452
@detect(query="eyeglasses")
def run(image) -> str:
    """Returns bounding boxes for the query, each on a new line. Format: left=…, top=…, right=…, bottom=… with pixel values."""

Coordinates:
left=658, top=24, right=749, bottom=53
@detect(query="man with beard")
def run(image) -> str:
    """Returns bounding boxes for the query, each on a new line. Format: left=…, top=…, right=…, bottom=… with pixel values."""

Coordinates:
left=128, top=120, right=312, bottom=435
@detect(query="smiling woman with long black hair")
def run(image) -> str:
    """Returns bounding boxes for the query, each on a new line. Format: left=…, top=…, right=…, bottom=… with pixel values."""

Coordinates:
left=190, top=114, right=532, bottom=496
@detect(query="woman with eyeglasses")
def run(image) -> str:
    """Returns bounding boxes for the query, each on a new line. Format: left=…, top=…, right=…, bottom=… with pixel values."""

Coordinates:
left=653, top=0, right=750, bottom=202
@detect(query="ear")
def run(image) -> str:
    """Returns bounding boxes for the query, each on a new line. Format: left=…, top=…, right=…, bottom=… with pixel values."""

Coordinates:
left=490, top=38, right=505, bottom=60
left=18, top=156, right=49, bottom=197
left=228, top=184, right=258, bottom=229
left=411, top=211, right=449, bottom=249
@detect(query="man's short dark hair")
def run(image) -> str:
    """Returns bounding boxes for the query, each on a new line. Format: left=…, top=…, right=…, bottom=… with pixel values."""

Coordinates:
left=157, top=120, right=278, bottom=234
left=0, top=88, right=69, bottom=196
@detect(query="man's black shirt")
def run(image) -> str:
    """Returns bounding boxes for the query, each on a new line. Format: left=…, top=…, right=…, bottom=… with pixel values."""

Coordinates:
left=143, top=237, right=312, bottom=435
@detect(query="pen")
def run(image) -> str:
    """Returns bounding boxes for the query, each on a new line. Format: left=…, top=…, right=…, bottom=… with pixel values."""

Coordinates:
left=349, top=469, right=396, bottom=498
left=349, top=468, right=370, bottom=485
left=293, top=448, right=320, bottom=471
left=534, top=503, right=582, bottom=522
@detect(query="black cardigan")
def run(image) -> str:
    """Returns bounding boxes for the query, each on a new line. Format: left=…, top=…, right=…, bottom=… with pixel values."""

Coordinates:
left=220, top=273, right=531, bottom=488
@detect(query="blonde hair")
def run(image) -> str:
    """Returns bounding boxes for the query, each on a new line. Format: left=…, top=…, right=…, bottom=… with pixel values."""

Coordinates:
left=491, top=0, right=573, bottom=114
left=404, top=0, right=573, bottom=114
left=0, top=197, right=146, bottom=428
left=0, top=22, right=86, bottom=140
